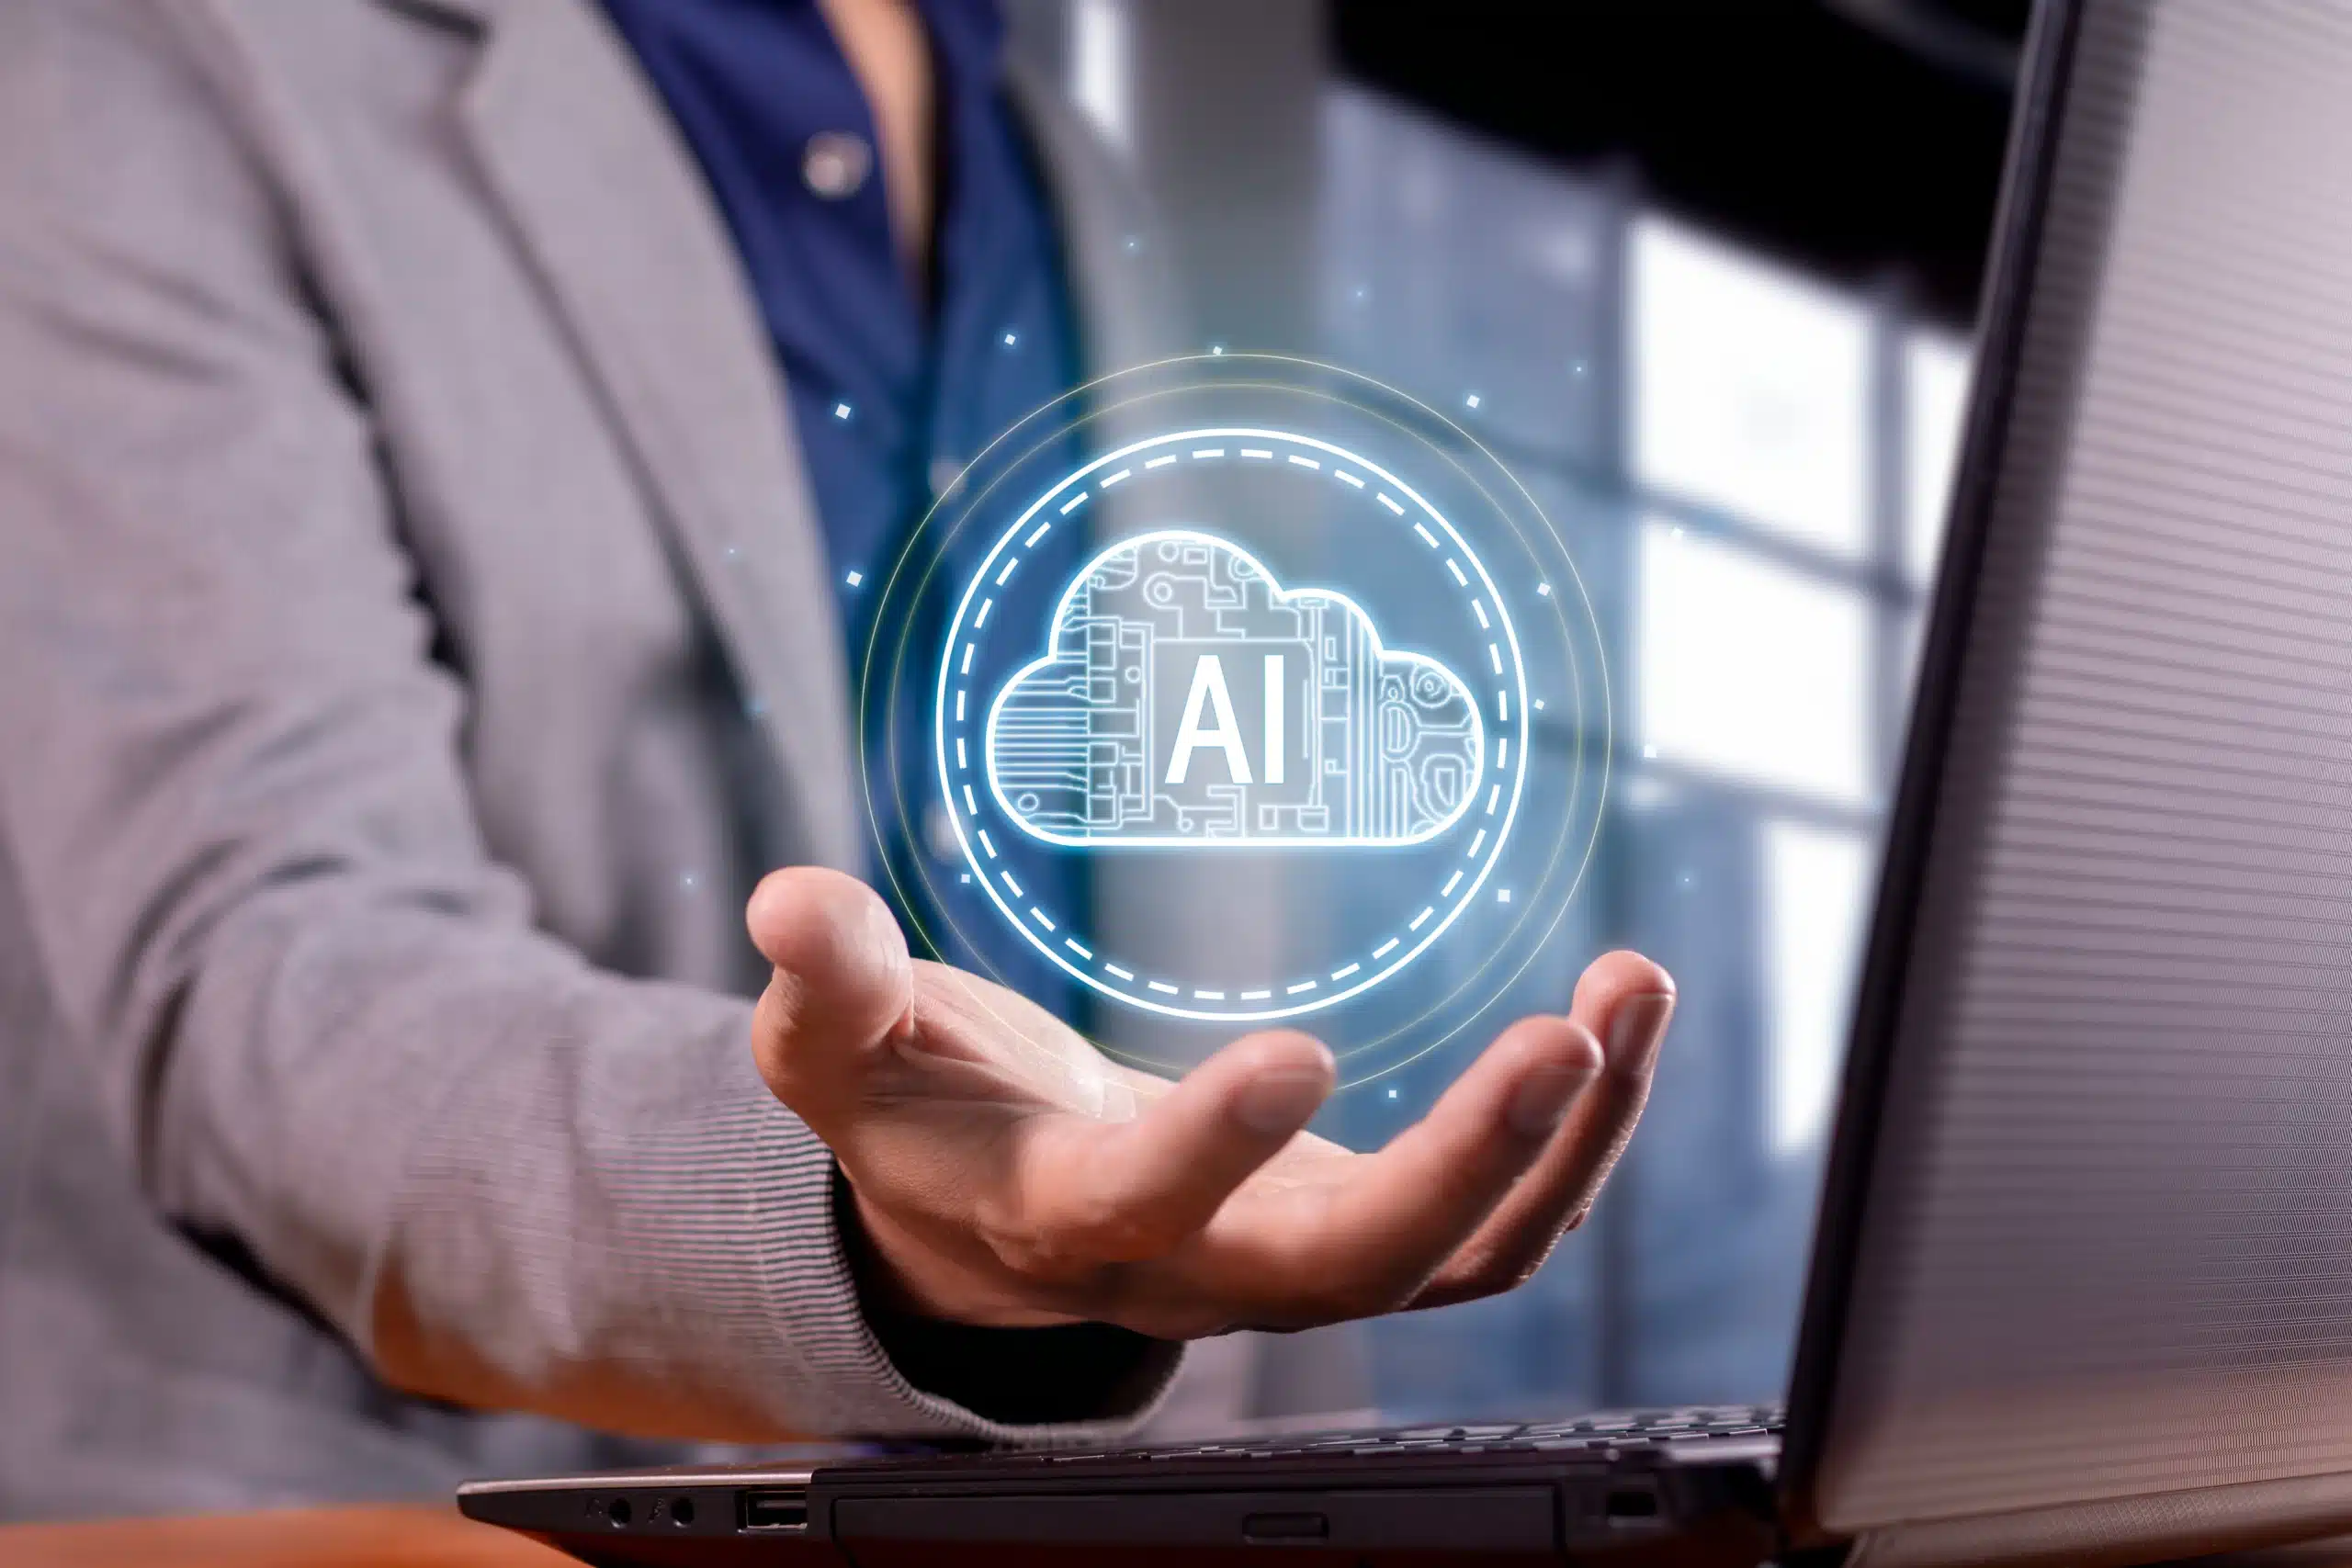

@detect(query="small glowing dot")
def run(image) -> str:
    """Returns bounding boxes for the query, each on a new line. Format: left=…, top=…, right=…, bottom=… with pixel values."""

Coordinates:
left=1497, top=888, right=1512, bottom=904
left=679, top=872, right=697, bottom=889
left=1643, top=744, right=1657, bottom=760
left=1536, top=582, right=1553, bottom=597
left=1464, top=392, right=1482, bottom=409
left=1354, top=286, right=1371, bottom=302
left=1387, top=1087, right=1399, bottom=1100
left=1671, top=525, right=1686, bottom=540
left=1002, top=332, right=1018, bottom=346
left=1574, top=361, right=1588, bottom=376
left=1124, top=235, right=1140, bottom=252
left=960, top=873, right=971, bottom=884
left=832, top=401, right=852, bottom=420
left=1533, top=698, right=1547, bottom=711
left=722, top=545, right=740, bottom=559
left=844, top=570, right=864, bottom=588
left=1680, top=873, right=1695, bottom=888
left=1209, top=344, right=1227, bottom=356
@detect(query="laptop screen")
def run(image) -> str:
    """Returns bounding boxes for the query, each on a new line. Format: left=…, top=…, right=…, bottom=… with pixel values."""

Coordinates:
left=1799, top=0, right=2352, bottom=1540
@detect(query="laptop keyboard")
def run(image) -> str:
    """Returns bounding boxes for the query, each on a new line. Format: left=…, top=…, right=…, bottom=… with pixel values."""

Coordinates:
left=1091, top=1404, right=1784, bottom=1463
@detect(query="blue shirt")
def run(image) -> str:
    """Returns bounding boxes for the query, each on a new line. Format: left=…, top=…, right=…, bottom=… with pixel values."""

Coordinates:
left=599, top=0, right=1089, bottom=1014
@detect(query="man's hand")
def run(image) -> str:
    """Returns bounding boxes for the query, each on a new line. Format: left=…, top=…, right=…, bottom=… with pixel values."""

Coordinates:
left=748, top=868, right=1674, bottom=1338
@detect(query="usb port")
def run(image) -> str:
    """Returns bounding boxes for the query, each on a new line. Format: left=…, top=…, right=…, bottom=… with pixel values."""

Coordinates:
left=740, top=1491, right=808, bottom=1531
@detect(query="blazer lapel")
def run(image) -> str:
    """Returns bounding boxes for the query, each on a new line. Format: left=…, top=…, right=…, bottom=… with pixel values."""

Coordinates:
left=386, top=2, right=1185, bottom=880
left=417, top=0, right=863, bottom=869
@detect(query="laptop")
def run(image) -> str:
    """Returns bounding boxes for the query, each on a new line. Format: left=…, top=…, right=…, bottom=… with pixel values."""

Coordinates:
left=459, top=0, right=2352, bottom=1560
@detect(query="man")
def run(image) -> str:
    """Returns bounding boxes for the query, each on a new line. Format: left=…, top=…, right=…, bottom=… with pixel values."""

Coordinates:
left=0, top=0, right=1676, bottom=1517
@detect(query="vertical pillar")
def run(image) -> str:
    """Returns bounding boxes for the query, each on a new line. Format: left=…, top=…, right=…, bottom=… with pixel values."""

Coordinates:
left=1121, top=0, right=1327, bottom=353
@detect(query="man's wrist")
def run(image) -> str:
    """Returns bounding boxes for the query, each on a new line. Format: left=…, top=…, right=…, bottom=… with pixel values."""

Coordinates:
left=831, top=1164, right=1174, bottom=1427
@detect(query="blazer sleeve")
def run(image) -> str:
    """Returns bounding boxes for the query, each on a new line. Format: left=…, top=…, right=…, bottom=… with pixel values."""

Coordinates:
left=0, top=1, right=1175, bottom=1446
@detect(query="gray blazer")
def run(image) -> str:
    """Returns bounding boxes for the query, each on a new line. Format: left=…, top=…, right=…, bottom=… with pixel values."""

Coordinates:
left=0, top=0, right=1199, bottom=1518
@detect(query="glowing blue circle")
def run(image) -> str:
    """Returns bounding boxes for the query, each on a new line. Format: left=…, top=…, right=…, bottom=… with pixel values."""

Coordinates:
left=933, top=427, right=1529, bottom=1023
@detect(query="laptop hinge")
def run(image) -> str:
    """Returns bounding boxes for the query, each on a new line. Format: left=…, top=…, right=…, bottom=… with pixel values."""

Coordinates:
left=1844, top=1471, right=2352, bottom=1568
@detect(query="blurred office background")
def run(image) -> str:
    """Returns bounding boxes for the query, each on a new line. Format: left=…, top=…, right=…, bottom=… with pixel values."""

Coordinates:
left=1003, top=0, right=2025, bottom=1421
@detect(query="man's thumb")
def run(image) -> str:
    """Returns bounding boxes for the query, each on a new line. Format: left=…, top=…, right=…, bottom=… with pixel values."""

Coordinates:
left=746, top=868, right=914, bottom=1093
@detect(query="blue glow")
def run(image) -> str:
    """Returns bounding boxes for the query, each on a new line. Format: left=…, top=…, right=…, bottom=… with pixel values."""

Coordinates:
left=985, top=529, right=1485, bottom=850
left=930, top=426, right=1531, bottom=1025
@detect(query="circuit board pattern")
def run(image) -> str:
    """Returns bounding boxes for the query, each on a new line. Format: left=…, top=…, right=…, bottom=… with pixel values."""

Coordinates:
left=988, top=531, right=1485, bottom=845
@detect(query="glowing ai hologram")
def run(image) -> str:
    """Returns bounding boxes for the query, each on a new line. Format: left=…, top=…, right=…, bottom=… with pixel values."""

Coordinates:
left=925, top=423, right=1540, bottom=1028
left=985, top=530, right=1485, bottom=848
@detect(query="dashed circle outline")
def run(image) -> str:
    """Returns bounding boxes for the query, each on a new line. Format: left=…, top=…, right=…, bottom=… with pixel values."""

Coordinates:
left=933, top=425, right=1530, bottom=1024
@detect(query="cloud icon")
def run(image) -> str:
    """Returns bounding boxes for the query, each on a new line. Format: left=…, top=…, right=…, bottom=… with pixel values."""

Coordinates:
left=986, top=529, right=1486, bottom=847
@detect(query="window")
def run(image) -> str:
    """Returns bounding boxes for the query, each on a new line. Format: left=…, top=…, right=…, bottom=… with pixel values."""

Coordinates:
left=1636, top=520, right=1873, bottom=806
left=1906, top=329, right=1973, bottom=582
left=1763, top=819, right=1874, bottom=1153
left=1632, top=219, right=1872, bottom=559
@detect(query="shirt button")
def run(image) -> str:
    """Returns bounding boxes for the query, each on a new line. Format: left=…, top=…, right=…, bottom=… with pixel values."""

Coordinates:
left=802, top=131, right=873, bottom=199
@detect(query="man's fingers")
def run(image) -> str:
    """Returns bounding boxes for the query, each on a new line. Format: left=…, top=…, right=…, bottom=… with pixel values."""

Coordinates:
left=1557, top=950, right=1677, bottom=1224
left=746, top=868, right=915, bottom=1103
left=1219, top=1016, right=1604, bottom=1324
left=1008, top=1031, right=1336, bottom=1269
left=1413, top=956, right=1676, bottom=1309
left=1570, top=949, right=1677, bottom=1035
left=1566, top=953, right=1677, bottom=1195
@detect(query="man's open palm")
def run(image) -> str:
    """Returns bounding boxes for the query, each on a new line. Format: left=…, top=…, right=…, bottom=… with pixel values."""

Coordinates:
left=747, top=868, right=1674, bottom=1339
